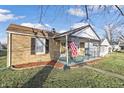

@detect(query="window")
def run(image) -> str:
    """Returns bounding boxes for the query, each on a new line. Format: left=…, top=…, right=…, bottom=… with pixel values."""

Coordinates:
left=31, top=38, right=36, bottom=54
left=45, top=39, right=49, bottom=53
left=31, top=38, right=49, bottom=55
left=35, top=38, right=46, bottom=54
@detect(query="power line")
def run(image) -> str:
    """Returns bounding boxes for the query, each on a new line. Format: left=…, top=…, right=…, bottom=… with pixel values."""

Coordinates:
left=115, top=5, right=124, bottom=16
left=38, top=5, right=43, bottom=24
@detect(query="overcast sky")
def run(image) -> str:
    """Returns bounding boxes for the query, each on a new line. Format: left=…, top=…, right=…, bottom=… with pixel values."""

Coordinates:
left=0, top=5, right=124, bottom=43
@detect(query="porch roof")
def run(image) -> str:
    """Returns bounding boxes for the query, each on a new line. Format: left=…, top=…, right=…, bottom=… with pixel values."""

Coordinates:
left=55, top=35, right=100, bottom=42
left=54, top=24, right=101, bottom=42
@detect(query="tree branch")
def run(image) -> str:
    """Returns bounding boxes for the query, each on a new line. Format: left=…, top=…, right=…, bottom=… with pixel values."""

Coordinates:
left=115, top=5, right=124, bottom=16
left=85, top=5, right=89, bottom=20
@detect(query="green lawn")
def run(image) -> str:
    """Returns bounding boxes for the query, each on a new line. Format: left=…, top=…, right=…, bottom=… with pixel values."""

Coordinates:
left=0, top=53, right=124, bottom=88
left=0, top=66, right=124, bottom=88
left=90, top=52, right=124, bottom=76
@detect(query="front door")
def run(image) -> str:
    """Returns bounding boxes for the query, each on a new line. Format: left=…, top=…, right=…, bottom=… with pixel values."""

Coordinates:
left=79, top=42, right=85, bottom=56
left=60, top=42, right=66, bottom=57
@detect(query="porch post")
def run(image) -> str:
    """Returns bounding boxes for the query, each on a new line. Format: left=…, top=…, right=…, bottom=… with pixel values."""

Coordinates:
left=7, top=33, right=11, bottom=67
left=66, top=35, right=69, bottom=66
left=88, top=39, right=90, bottom=60
left=98, top=42, right=100, bottom=57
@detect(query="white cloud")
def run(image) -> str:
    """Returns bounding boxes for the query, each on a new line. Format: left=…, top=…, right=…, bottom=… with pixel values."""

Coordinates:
left=0, top=8, right=25, bottom=22
left=21, top=23, right=52, bottom=31
left=0, top=9, right=10, bottom=14
left=15, top=16, right=25, bottom=19
left=0, top=14, right=14, bottom=22
left=59, top=29, right=67, bottom=33
left=71, top=22, right=89, bottom=29
left=45, top=24, right=52, bottom=28
left=0, top=37, right=7, bottom=44
left=57, top=22, right=92, bottom=33
left=67, top=8, right=86, bottom=17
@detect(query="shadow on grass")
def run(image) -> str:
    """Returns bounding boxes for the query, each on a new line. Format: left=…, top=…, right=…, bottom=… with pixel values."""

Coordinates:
left=21, top=61, right=57, bottom=88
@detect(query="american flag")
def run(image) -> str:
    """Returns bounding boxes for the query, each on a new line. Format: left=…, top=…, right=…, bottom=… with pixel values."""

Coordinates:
left=69, top=41, right=78, bottom=57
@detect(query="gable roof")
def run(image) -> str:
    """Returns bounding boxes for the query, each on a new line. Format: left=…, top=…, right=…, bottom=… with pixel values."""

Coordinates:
left=54, top=24, right=100, bottom=41
left=101, top=38, right=110, bottom=46
left=6, top=24, right=101, bottom=42
left=7, top=24, right=57, bottom=38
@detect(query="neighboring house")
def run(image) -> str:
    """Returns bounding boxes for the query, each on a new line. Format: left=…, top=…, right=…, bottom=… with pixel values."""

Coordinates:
left=120, top=44, right=124, bottom=50
left=100, top=38, right=112, bottom=57
left=112, top=40, right=124, bottom=51
left=7, top=24, right=100, bottom=68
left=0, top=42, right=3, bottom=50
left=112, top=43, right=121, bottom=51
left=2, top=43, right=7, bottom=49
left=119, top=42, right=124, bottom=50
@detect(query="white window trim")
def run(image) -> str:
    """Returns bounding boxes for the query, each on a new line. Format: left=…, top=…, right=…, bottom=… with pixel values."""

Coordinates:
left=35, top=38, right=46, bottom=55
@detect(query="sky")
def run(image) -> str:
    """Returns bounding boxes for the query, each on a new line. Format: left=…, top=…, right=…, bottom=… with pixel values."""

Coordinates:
left=0, top=5, right=124, bottom=43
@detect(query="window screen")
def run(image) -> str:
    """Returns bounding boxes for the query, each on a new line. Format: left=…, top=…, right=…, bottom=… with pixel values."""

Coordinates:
left=31, top=38, right=35, bottom=54
left=35, top=38, right=46, bottom=54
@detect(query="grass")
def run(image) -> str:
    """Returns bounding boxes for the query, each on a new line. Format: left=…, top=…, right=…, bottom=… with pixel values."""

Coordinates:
left=0, top=66, right=124, bottom=88
left=0, top=52, right=124, bottom=88
left=90, top=52, right=124, bottom=76
left=44, top=68, right=124, bottom=88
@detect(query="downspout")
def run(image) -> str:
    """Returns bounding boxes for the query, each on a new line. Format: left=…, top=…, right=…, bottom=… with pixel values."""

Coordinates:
left=98, top=42, right=100, bottom=57
left=97, top=42, right=100, bottom=57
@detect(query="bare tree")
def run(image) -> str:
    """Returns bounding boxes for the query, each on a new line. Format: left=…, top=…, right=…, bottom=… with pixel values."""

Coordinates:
left=84, top=5, right=124, bottom=44
left=39, top=5, right=124, bottom=44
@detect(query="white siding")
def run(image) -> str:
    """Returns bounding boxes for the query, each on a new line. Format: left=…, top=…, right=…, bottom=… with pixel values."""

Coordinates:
left=72, top=27, right=99, bottom=40
left=100, top=39, right=112, bottom=57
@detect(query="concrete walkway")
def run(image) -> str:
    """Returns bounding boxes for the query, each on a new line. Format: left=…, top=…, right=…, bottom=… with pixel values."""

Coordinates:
left=83, top=65, right=124, bottom=80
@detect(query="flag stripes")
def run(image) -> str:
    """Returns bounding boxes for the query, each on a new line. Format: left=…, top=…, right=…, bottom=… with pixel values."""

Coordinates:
left=69, top=41, right=78, bottom=57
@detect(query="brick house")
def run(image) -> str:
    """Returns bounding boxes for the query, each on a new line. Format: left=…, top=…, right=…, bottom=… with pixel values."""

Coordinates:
left=7, top=24, right=61, bottom=67
left=7, top=24, right=100, bottom=68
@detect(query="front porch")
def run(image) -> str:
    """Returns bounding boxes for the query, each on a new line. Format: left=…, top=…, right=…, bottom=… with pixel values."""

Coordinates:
left=58, top=51, right=100, bottom=66
left=54, top=25, right=101, bottom=66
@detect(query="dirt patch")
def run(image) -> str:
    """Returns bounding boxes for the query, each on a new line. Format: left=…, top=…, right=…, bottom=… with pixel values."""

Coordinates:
left=12, top=61, right=64, bottom=70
